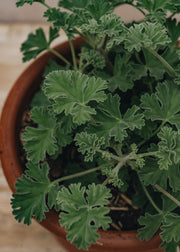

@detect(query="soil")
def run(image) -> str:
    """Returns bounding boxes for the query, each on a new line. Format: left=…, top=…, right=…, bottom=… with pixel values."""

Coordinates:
left=18, top=108, right=144, bottom=232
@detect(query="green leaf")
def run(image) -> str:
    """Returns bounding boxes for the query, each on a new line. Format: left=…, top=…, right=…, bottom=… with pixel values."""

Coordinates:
left=43, top=60, right=66, bottom=77
left=57, top=183, right=111, bottom=250
left=139, top=158, right=180, bottom=192
left=11, top=162, right=56, bottom=225
left=137, top=213, right=163, bottom=241
left=23, top=107, right=58, bottom=163
left=109, top=53, right=146, bottom=92
left=161, top=214, right=180, bottom=243
left=166, top=18, right=180, bottom=43
left=80, top=14, right=125, bottom=49
left=16, top=0, right=43, bottom=7
left=75, top=132, right=105, bottom=162
left=124, top=22, right=171, bottom=52
left=86, top=0, right=113, bottom=20
left=43, top=70, right=107, bottom=125
left=157, top=127, right=180, bottom=170
left=44, top=8, right=78, bottom=40
left=79, top=47, right=105, bottom=70
left=58, top=0, right=89, bottom=10
left=21, top=27, right=59, bottom=62
left=141, top=81, right=180, bottom=128
left=89, top=94, right=144, bottom=144
left=160, top=241, right=180, bottom=252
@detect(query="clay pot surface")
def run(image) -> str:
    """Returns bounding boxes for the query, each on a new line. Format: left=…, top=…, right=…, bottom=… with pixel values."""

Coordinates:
left=0, top=38, right=164, bottom=252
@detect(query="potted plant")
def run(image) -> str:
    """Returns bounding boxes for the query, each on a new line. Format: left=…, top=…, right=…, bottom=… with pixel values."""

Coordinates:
left=1, top=0, right=180, bottom=251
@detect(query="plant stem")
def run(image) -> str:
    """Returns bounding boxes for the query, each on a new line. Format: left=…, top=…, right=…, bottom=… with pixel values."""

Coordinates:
left=42, top=1, right=51, bottom=9
left=154, top=184, right=180, bottom=207
left=140, top=180, right=163, bottom=214
left=69, top=40, right=78, bottom=71
left=48, top=47, right=71, bottom=65
left=145, top=47, right=176, bottom=76
left=50, top=165, right=103, bottom=186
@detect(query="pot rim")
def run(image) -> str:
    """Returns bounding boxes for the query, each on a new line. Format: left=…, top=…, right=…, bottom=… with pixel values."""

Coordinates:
left=0, top=37, right=162, bottom=251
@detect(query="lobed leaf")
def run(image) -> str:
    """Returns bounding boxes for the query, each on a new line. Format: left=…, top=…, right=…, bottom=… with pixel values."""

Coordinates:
left=75, top=132, right=105, bottom=162
left=124, top=22, right=171, bottom=52
left=57, top=183, right=111, bottom=250
left=137, top=213, right=163, bottom=241
left=21, top=27, right=59, bottom=62
left=89, top=94, right=144, bottom=144
left=11, top=162, right=56, bottom=225
left=161, top=214, right=180, bottom=243
left=157, top=127, right=180, bottom=170
left=43, top=70, right=107, bottom=125
left=141, top=81, right=180, bottom=128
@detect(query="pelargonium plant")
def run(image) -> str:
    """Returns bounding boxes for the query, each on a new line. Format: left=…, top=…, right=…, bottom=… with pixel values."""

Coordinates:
left=12, top=0, right=180, bottom=251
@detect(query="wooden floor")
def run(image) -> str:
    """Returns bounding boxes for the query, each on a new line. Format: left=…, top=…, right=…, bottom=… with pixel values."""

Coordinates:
left=0, top=23, right=67, bottom=252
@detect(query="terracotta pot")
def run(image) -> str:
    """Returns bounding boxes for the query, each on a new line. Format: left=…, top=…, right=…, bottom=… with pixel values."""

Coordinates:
left=0, top=38, right=164, bottom=252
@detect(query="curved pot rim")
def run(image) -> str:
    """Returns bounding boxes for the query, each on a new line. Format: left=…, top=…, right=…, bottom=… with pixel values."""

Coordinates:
left=0, top=37, right=162, bottom=251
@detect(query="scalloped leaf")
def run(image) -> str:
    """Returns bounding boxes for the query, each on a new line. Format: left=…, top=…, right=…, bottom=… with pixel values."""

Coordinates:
left=11, top=162, right=57, bottom=225
left=141, top=81, right=180, bottom=128
left=157, top=127, right=180, bottom=170
left=75, top=132, right=105, bottom=162
left=89, top=94, right=144, bottom=144
left=124, top=22, right=171, bottom=52
left=57, top=183, right=111, bottom=250
left=43, top=70, right=107, bottom=125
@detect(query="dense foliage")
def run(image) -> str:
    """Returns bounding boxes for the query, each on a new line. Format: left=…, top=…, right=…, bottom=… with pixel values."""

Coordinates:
left=12, top=0, right=180, bottom=251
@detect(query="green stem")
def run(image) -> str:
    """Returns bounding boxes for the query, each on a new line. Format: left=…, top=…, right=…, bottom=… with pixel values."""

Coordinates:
left=145, top=47, right=176, bottom=76
left=48, top=47, right=71, bottom=65
left=69, top=40, right=78, bottom=71
left=42, top=1, right=51, bottom=9
left=154, top=184, right=180, bottom=207
left=140, top=180, right=163, bottom=214
left=50, top=165, right=103, bottom=186
left=138, top=120, right=166, bottom=148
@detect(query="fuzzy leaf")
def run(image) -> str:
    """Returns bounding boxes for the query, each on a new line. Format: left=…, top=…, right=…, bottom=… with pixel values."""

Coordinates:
left=57, top=183, right=111, bottom=250
left=166, top=18, right=180, bottom=43
left=11, top=162, right=56, bottom=225
left=141, top=81, right=180, bottom=128
left=44, top=8, right=78, bottom=40
left=79, top=47, right=105, bottom=70
left=139, top=158, right=180, bottom=192
left=43, top=70, right=107, bottom=125
left=161, top=214, right=180, bottom=243
left=85, top=0, right=113, bottom=20
left=124, top=22, right=171, bottom=52
left=22, top=107, right=58, bottom=163
left=137, top=213, right=163, bottom=241
left=89, top=94, right=144, bottom=144
left=157, top=127, right=180, bottom=170
left=21, top=27, right=59, bottom=62
left=58, top=0, right=89, bottom=10
left=80, top=14, right=125, bottom=49
left=75, top=132, right=105, bottom=162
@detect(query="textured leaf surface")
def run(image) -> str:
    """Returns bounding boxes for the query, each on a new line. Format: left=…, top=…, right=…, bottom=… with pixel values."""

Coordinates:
left=75, top=132, right=105, bottom=162
left=139, top=158, right=180, bottom=192
left=89, top=94, right=144, bottom=144
left=57, top=183, right=111, bottom=250
left=124, top=22, right=171, bottom=52
left=23, top=107, right=58, bottom=163
left=141, top=81, right=180, bottom=128
left=43, top=70, right=107, bottom=125
left=21, top=27, right=59, bottom=62
left=137, top=213, right=163, bottom=241
left=161, top=214, right=180, bottom=243
left=11, top=162, right=56, bottom=225
left=157, top=127, right=180, bottom=170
